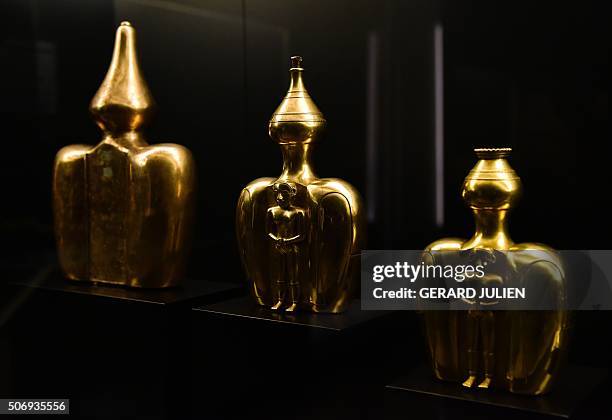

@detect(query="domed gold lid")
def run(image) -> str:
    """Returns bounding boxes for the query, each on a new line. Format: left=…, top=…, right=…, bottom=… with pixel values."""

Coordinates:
left=90, top=22, right=155, bottom=133
left=269, top=56, right=325, bottom=144
left=462, top=148, right=522, bottom=210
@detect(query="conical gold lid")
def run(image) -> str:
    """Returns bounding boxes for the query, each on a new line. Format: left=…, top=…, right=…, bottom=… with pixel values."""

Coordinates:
left=90, top=22, right=155, bottom=133
left=269, top=56, right=325, bottom=144
left=270, top=56, right=325, bottom=124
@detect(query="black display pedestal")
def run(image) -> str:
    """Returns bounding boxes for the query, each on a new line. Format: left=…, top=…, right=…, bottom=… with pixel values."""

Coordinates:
left=384, top=365, right=609, bottom=420
left=1, top=266, right=242, bottom=420
left=191, top=296, right=420, bottom=420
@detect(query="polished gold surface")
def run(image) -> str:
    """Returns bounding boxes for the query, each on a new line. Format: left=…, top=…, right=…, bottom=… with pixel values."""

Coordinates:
left=53, top=22, right=196, bottom=288
left=423, top=148, right=568, bottom=395
left=236, top=56, right=364, bottom=313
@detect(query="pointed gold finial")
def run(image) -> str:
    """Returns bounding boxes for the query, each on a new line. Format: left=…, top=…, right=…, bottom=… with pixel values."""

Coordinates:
left=90, top=22, right=155, bottom=133
left=269, top=56, right=325, bottom=144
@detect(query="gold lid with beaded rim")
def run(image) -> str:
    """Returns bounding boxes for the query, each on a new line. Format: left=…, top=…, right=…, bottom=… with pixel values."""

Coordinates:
left=462, top=147, right=522, bottom=209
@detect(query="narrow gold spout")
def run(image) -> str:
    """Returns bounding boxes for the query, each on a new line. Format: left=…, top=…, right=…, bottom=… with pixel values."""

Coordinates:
left=90, top=21, right=155, bottom=133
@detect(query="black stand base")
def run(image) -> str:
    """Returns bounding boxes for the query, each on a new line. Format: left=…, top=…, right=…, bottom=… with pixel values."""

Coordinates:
left=191, top=296, right=420, bottom=420
left=1, top=267, right=242, bottom=419
left=384, top=365, right=609, bottom=420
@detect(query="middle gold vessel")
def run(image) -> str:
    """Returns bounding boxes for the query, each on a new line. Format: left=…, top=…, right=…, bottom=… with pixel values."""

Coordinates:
left=236, top=56, right=364, bottom=313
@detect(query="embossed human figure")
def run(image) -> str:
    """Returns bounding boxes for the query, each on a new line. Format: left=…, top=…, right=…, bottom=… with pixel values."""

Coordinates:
left=462, top=249, right=506, bottom=389
left=266, top=182, right=306, bottom=312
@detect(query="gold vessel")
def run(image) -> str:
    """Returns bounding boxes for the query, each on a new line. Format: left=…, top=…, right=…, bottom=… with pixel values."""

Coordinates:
left=52, top=22, right=196, bottom=288
left=422, top=148, right=568, bottom=394
left=236, top=56, right=364, bottom=313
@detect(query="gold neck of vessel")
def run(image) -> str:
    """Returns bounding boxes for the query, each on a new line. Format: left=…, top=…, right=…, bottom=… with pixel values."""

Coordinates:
left=89, top=22, right=155, bottom=138
left=269, top=56, right=325, bottom=184
left=461, top=148, right=522, bottom=249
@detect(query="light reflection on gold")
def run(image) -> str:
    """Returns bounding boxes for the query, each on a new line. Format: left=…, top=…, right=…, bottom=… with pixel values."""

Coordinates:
left=236, top=56, right=365, bottom=313
left=52, top=22, right=196, bottom=288
left=422, top=148, right=568, bottom=395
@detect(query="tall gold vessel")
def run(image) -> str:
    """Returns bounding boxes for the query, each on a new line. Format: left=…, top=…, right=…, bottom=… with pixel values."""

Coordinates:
left=53, top=22, right=196, bottom=288
left=423, top=148, right=568, bottom=394
left=236, top=56, right=364, bottom=313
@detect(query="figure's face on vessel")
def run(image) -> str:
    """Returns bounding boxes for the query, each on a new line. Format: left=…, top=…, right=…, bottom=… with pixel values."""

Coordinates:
left=274, top=182, right=296, bottom=209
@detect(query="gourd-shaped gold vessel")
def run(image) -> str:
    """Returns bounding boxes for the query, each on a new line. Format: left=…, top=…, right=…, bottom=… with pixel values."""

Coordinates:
left=236, top=56, right=364, bottom=313
left=423, top=148, right=568, bottom=394
left=53, top=22, right=196, bottom=288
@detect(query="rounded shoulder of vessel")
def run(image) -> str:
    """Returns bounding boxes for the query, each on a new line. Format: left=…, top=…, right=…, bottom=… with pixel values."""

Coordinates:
left=510, top=242, right=565, bottom=285
left=307, top=177, right=363, bottom=213
left=307, top=177, right=362, bottom=200
left=510, top=242, right=563, bottom=266
left=511, top=242, right=556, bottom=253
left=243, top=177, right=276, bottom=193
left=425, top=238, right=465, bottom=252
left=133, top=143, right=194, bottom=166
left=55, top=144, right=92, bottom=163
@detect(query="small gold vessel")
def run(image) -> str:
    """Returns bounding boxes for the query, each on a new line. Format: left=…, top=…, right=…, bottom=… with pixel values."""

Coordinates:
left=52, top=22, right=196, bottom=288
left=422, top=148, right=568, bottom=394
left=236, top=56, right=364, bottom=313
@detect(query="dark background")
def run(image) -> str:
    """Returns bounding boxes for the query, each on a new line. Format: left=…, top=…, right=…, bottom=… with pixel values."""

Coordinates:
left=2, top=0, right=610, bottom=268
left=0, top=0, right=610, bottom=417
